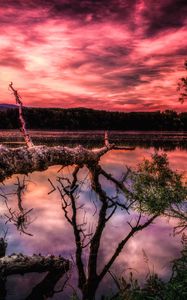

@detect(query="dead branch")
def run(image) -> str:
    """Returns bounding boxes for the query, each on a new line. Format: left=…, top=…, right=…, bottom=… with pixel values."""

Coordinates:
left=4, top=205, right=33, bottom=236
left=99, top=166, right=132, bottom=197
left=2, top=177, right=33, bottom=236
left=104, top=131, right=135, bottom=150
left=104, top=131, right=109, bottom=147
left=9, top=82, right=34, bottom=148
left=98, top=214, right=158, bottom=282
left=48, top=178, right=56, bottom=195
left=14, top=176, right=27, bottom=212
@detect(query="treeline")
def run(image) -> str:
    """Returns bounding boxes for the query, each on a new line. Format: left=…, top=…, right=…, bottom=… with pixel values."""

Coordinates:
left=0, top=107, right=187, bottom=130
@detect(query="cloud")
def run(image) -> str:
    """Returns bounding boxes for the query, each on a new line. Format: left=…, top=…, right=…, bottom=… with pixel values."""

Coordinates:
left=0, top=47, right=26, bottom=69
left=142, top=0, right=187, bottom=36
left=0, top=0, right=187, bottom=111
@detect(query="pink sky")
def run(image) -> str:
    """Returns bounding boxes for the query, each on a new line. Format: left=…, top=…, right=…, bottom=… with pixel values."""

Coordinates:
left=0, top=0, right=187, bottom=111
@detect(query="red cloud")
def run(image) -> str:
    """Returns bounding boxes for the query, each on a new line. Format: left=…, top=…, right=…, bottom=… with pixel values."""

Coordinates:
left=0, top=1, right=187, bottom=112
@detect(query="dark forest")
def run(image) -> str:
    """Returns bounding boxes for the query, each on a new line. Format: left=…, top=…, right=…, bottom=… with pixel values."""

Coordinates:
left=0, top=107, right=187, bottom=131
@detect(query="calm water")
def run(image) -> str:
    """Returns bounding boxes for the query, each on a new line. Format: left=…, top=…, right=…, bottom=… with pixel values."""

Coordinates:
left=0, top=132, right=187, bottom=299
left=0, top=129, right=187, bottom=150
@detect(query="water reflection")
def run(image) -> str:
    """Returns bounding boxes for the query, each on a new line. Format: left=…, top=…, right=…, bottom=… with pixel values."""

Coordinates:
left=0, top=147, right=186, bottom=299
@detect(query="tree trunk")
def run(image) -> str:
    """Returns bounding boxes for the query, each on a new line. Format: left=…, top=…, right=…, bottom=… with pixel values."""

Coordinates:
left=82, top=280, right=99, bottom=300
left=0, top=144, right=113, bottom=182
left=0, top=143, right=135, bottom=182
left=82, top=288, right=97, bottom=300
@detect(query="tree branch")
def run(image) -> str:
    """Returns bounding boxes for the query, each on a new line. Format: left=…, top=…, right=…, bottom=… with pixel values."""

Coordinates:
left=58, top=166, right=87, bottom=290
left=87, top=164, right=109, bottom=282
left=9, top=82, right=34, bottom=148
left=98, top=214, right=158, bottom=281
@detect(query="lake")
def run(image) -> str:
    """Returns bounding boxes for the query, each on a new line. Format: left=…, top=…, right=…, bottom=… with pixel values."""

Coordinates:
left=0, top=131, right=186, bottom=299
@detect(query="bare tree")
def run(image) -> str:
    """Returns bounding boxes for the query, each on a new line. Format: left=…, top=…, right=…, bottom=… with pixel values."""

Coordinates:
left=48, top=152, right=186, bottom=300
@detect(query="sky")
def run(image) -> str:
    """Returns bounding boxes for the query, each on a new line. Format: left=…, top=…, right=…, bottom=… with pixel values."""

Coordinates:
left=0, top=0, right=187, bottom=112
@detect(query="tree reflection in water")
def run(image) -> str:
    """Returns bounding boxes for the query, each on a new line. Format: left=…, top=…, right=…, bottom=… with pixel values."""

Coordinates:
left=0, top=147, right=186, bottom=300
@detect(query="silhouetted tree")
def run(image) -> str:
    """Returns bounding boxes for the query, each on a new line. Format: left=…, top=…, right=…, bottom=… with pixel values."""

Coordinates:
left=48, top=152, right=187, bottom=300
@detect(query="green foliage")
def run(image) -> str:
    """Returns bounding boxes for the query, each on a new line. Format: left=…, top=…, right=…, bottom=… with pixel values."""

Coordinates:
left=129, top=153, right=187, bottom=214
left=111, top=273, right=165, bottom=300
left=165, top=234, right=187, bottom=299
left=108, top=235, right=187, bottom=300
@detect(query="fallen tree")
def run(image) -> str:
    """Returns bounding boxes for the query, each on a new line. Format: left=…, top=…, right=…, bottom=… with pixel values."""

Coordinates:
left=0, top=134, right=136, bottom=183
left=0, top=144, right=112, bottom=182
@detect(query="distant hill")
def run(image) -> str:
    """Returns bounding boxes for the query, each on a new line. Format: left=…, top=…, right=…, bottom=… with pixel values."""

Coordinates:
left=0, top=103, right=17, bottom=110
left=0, top=105, right=186, bottom=130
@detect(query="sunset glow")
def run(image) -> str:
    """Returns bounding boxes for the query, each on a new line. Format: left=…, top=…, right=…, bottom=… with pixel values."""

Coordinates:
left=0, top=0, right=187, bottom=111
